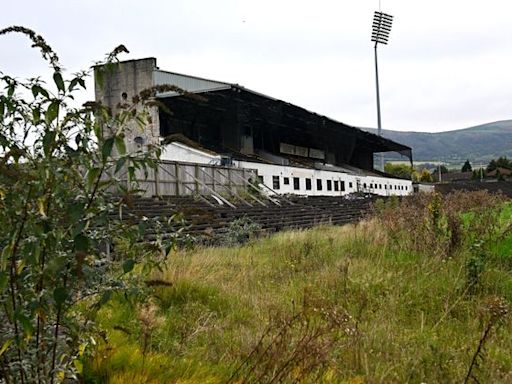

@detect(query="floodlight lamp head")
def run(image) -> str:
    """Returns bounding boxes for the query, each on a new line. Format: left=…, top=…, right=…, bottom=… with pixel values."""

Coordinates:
left=371, top=11, right=394, bottom=46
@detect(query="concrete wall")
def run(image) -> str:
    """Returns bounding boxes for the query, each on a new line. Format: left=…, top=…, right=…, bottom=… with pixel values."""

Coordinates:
left=414, top=183, right=435, bottom=193
left=160, top=142, right=221, bottom=165
left=94, top=58, right=160, bottom=153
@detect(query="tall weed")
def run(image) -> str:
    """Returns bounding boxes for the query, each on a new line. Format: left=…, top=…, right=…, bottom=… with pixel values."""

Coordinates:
left=374, top=191, right=507, bottom=258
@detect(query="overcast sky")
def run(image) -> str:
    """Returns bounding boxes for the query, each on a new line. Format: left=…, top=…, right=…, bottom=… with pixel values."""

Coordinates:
left=2, top=0, right=512, bottom=132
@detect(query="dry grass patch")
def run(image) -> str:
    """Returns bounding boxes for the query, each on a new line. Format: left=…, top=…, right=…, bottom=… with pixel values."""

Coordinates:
left=86, top=194, right=512, bottom=383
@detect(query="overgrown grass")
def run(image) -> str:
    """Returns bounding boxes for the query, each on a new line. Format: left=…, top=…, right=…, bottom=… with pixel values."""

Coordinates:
left=85, top=194, right=512, bottom=383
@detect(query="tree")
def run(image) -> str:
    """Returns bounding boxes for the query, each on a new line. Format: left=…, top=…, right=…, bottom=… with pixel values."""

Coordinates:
left=487, top=156, right=512, bottom=172
left=461, top=160, right=472, bottom=172
left=472, top=168, right=486, bottom=180
left=418, top=169, right=433, bottom=182
left=0, top=27, right=176, bottom=382
left=384, top=163, right=413, bottom=179
left=432, top=164, right=449, bottom=175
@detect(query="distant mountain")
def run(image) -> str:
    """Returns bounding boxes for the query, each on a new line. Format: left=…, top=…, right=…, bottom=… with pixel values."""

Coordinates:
left=364, top=120, right=512, bottom=165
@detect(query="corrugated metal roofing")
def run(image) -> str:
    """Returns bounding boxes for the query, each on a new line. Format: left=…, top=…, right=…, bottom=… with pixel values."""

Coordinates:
left=153, top=69, right=231, bottom=96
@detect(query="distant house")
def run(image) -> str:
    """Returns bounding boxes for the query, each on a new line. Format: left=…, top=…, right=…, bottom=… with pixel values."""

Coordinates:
left=435, top=171, right=473, bottom=183
left=487, top=167, right=512, bottom=179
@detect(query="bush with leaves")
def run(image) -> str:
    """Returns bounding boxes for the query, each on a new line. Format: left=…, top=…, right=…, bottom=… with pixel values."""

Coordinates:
left=384, top=162, right=413, bottom=179
left=0, top=27, right=176, bottom=383
left=221, top=217, right=262, bottom=247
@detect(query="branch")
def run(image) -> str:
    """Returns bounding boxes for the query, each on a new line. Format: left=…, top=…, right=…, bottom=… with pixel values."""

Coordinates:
left=0, top=26, right=60, bottom=71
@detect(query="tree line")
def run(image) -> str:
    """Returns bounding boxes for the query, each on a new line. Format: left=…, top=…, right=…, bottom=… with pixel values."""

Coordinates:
left=384, top=156, right=512, bottom=182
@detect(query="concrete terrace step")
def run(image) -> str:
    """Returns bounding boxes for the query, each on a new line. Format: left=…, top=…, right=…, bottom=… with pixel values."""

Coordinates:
left=116, top=193, right=384, bottom=244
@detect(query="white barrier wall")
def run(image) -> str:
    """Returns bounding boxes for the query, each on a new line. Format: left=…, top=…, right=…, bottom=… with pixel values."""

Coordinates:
left=159, top=143, right=412, bottom=197
left=236, top=161, right=412, bottom=197
left=160, top=142, right=221, bottom=165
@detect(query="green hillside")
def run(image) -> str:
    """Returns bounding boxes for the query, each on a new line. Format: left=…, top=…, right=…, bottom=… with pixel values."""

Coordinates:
left=365, top=120, right=512, bottom=164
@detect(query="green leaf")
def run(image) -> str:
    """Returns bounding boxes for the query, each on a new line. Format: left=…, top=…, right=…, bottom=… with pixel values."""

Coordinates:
left=128, top=166, right=136, bottom=182
left=1, top=244, right=13, bottom=270
left=114, top=136, right=126, bottom=155
left=102, top=137, right=115, bottom=161
left=87, top=167, right=101, bottom=188
left=72, top=221, right=86, bottom=237
left=122, top=259, right=135, bottom=274
left=67, top=202, right=85, bottom=222
left=7, top=84, right=15, bottom=98
left=0, top=100, right=4, bottom=117
left=115, top=157, right=127, bottom=173
left=16, top=312, right=34, bottom=337
left=31, top=85, right=39, bottom=98
left=78, top=78, right=86, bottom=89
left=99, top=290, right=112, bottom=306
left=0, top=271, right=7, bottom=292
left=32, top=85, right=50, bottom=99
left=74, top=233, right=89, bottom=252
left=53, top=287, right=68, bottom=306
left=73, top=359, right=84, bottom=374
left=68, top=78, right=79, bottom=92
left=138, top=221, right=147, bottom=236
left=37, top=197, right=47, bottom=217
left=42, top=130, right=56, bottom=156
left=93, top=121, right=102, bottom=141
left=0, top=340, right=13, bottom=357
left=53, top=71, right=65, bottom=93
left=45, top=100, right=60, bottom=124
left=32, top=108, right=41, bottom=124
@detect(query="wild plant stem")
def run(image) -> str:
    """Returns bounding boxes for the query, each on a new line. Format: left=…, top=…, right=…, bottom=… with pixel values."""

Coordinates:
left=86, top=163, right=105, bottom=211
left=49, top=306, right=62, bottom=384
left=8, top=186, right=31, bottom=384
left=36, top=177, right=54, bottom=384
left=50, top=266, right=69, bottom=384
left=464, top=321, right=493, bottom=384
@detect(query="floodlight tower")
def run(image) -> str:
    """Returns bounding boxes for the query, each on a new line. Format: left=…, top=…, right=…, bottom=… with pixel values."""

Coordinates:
left=371, top=10, right=393, bottom=171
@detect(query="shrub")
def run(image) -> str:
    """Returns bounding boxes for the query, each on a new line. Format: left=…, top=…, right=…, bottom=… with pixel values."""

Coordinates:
left=0, top=27, right=175, bottom=382
left=466, top=241, right=487, bottom=294
left=221, top=217, right=262, bottom=246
